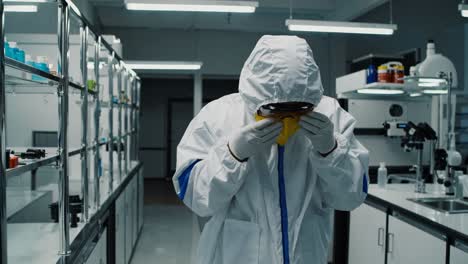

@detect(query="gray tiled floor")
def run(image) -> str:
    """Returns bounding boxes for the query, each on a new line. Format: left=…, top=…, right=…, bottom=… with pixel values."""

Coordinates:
left=131, top=180, right=196, bottom=264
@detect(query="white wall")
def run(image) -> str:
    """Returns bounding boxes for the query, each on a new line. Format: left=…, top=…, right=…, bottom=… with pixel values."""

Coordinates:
left=104, top=28, right=347, bottom=96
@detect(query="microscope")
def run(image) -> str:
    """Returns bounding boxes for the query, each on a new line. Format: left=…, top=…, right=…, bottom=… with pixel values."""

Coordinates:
left=399, top=122, right=437, bottom=193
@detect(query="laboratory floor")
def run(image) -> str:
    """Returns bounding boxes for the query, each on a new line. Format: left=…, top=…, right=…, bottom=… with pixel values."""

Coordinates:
left=130, top=180, right=196, bottom=264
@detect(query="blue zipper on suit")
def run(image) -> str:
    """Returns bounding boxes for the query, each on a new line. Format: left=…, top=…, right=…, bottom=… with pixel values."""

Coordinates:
left=278, top=146, right=290, bottom=264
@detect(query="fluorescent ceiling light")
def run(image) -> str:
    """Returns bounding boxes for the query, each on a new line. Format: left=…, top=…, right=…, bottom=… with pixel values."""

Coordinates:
left=423, top=89, right=448, bottom=95
left=4, top=0, right=46, bottom=2
left=125, top=0, right=258, bottom=13
left=418, top=78, right=446, bottom=84
left=357, top=89, right=404, bottom=95
left=418, top=82, right=441, bottom=87
left=5, top=5, right=37, bottom=12
left=126, top=61, right=203, bottom=70
left=409, top=93, right=423, bottom=97
left=286, top=19, right=397, bottom=35
left=459, top=4, right=468, bottom=17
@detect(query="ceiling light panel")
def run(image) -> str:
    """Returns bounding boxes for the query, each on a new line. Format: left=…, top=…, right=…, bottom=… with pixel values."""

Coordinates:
left=125, top=0, right=258, bottom=13
left=126, top=61, right=203, bottom=70
left=4, top=5, right=38, bottom=12
left=286, top=19, right=397, bottom=35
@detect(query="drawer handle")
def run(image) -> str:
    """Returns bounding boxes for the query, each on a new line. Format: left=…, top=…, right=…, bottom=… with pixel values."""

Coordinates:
left=387, top=233, right=394, bottom=253
left=377, top=227, right=385, bottom=247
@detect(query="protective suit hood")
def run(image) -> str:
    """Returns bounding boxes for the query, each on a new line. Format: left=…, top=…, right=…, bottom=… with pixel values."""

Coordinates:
left=239, top=35, right=324, bottom=113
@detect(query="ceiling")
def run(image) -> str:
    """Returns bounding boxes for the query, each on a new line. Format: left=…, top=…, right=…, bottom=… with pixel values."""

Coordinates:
left=89, top=0, right=389, bottom=33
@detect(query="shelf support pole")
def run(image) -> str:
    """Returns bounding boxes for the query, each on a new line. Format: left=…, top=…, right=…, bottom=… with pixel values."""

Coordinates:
left=80, top=25, right=89, bottom=223
left=93, top=36, right=101, bottom=209
left=0, top=0, right=7, bottom=262
left=108, top=52, right=114, bottom=193
left=58, top=0, right=71, bottom=256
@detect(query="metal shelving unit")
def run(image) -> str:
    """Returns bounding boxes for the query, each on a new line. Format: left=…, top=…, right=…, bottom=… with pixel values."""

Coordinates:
left=0, top=0, right=141, bottom=263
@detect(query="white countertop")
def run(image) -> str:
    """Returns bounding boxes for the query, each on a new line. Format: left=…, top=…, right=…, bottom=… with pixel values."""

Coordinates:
left=7, top=188, right=48, bottom=219
left=369, top=184, right=468, bottom=237
left=8, top=223, right=82, bottom=264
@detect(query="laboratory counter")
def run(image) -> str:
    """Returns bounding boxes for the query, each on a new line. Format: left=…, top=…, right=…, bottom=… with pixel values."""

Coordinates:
left=365, top=184, right=468, bottom=252
left=6, top=161, right=143, bottom=264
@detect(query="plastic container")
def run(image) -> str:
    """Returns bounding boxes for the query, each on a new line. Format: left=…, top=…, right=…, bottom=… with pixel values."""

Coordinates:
left=32, top=56, right=50, bottom=81
left=9, top=42, right=20, bottom=61
left=392, top=65, right=405, bottom=84
left=5, top=42, right=15, bottom=59
left=378, top=162, right=388, bottom=188
left=366, top=64, right=377, bottom=84
left=378, top=65, right=389, bottom=83
left=35, top=56, right=50, bottom=72
left=23, top=55, right=34, bottom=79
left=386, top=62, right=403, bottom=83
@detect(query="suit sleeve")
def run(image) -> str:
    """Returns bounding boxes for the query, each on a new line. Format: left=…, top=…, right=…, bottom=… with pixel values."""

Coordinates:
left=172, top=107, right=250, bottom=217
left=310, top=100, right=369, bottom=211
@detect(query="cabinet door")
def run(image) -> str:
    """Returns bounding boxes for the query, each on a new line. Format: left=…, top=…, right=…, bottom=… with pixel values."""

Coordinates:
left=138, top=170, right=144, bottom=232
left=387, top=216, right=445, bottom=264
left=451, top=245, right=468, bottom=264
left=133, top=178, right=138, bottom=247
left=116, top=192, right=126, bottom=264
left=348, top=204, right=386, bottom=264
left=99, top=229, right=108, bottom=264
left=125, top=184, right=133, bottom=264
left=86, top=229, right=107, bottom=264
left=85, top=244, right=99, bottom=264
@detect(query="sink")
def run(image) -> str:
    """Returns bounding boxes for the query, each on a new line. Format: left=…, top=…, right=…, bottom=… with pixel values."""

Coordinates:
left=407, top=197, right=468, bottom=214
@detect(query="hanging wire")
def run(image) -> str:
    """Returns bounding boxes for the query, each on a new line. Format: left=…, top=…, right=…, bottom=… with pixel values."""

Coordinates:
left=389, top=0, right=393, bottom=24
left=289, top=0, right=293, bottom=19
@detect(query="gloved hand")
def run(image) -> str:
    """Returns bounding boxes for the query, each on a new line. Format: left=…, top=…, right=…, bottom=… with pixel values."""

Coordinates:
left=228, top=119, right=283, bottom=161
left=299, top=112, right=337, bottom=155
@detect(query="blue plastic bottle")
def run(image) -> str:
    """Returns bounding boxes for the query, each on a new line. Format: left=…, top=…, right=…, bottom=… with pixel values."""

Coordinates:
left=5, top=42, right=14, bottom=59
left=8, top=42, right=19, bottom=61
left=16, top=49, right=25, bottom=63
left=366, top=64, right=378, bottom=84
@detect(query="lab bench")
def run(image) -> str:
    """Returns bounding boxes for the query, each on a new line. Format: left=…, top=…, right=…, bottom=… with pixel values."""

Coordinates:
left=348, top=184, right=468, bottom=264
left=7, top=161, right=144, bottom=264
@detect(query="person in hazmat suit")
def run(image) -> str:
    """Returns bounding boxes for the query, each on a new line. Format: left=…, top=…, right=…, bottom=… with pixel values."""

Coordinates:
left=173, top=35, right=369, bottom=264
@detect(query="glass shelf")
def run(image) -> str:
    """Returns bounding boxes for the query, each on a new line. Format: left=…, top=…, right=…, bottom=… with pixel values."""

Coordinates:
left=6, top=141, right=109, bottom=178
left=5, top=58, right=98, bottom=96
left=6, top=58, right=60, bottom=86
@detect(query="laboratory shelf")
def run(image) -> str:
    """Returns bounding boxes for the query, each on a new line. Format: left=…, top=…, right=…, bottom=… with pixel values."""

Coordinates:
left=6, top=141, right=111, bottom=178
left=0, top=1, right=142, bottom=262
left=6, top=57, right=61, bottom=85
left=6, top=153, right=59, bottom=178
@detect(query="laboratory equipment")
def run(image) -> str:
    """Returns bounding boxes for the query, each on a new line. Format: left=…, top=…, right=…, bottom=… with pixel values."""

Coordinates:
left=377, top=162, right=387, bottom=188
left=49, top=196, right=82, bottom=228
left=16, top=148, right=46, bottom=159
left=400, top=121, right=437, bottom=193
left=383, top=120, right=407, bottom=137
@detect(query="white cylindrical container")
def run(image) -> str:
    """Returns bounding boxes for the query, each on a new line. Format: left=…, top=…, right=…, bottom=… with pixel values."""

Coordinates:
left=378, top=162, right=387, bottom=188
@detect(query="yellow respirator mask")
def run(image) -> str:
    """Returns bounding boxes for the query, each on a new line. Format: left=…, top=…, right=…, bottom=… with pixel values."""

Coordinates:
left=255, top=114, right=301, bottom=146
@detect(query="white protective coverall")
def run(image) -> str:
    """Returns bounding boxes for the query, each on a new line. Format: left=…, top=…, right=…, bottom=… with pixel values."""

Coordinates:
left=173, top=35, right=369, bottom=264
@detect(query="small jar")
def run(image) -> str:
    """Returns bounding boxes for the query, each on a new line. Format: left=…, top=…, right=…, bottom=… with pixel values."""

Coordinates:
left=378, top=65, right=390, bottom=83
left=395, top=65, right=405, bottom=83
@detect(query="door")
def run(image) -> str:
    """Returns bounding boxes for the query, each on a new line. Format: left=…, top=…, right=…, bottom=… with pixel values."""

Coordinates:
left=387, top=216, right=445, bottom=264
left=348, top=204, right=386, bottom=264
left=168, top=100, right=193, bottom=175
left=450, top=245, right=468, bottom=264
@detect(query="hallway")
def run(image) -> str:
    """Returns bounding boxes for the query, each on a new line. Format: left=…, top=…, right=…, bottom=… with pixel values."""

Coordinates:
left=130, top=180, right=196, bottom=264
